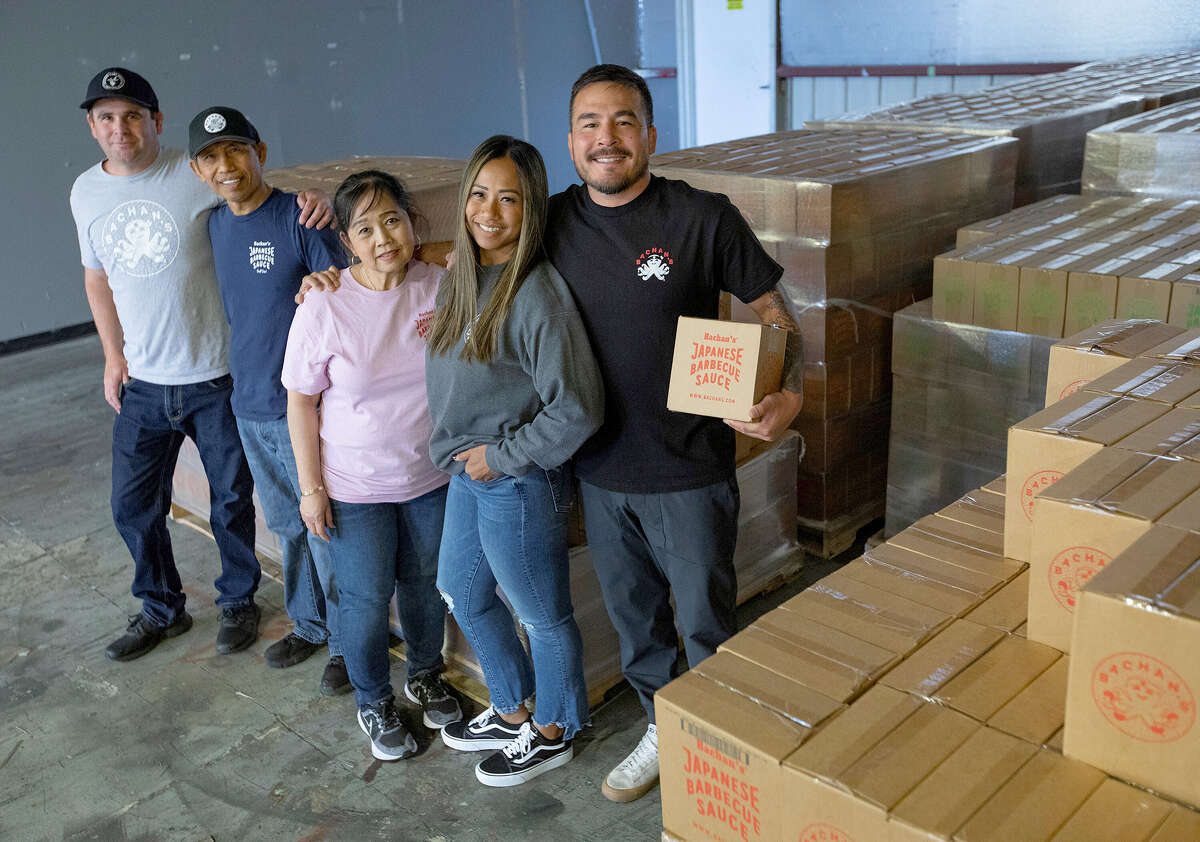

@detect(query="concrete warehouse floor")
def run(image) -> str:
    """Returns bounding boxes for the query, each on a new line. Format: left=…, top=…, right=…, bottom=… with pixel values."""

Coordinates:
left=0, top=336, right=844, bottom=842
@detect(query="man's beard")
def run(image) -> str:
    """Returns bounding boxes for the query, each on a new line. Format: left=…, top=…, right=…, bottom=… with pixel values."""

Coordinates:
left=576, top=153, right=648, bottom=195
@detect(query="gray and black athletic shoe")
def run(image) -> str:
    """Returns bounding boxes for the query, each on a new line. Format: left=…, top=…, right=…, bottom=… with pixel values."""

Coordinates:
left=357, top=696, right=417, bottom=761
left=404, top=672, right=463, bottom=729
left=475, top=721, right=573, bottom=787
left=441, top=705, right=525, bottom=751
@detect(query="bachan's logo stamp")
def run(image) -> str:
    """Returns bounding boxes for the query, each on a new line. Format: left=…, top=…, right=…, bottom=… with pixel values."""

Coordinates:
left=1092, top=652, right=1195, bottom=743
left=635, top=247, right=673, bottom=282
left=1048, top=545, right=1111, bottom=612
left=798, top=824, right=856, bottom=842
left=1059, top=379, right=1090, bottom=400
left=1021, top=469, right=1064, bottom=521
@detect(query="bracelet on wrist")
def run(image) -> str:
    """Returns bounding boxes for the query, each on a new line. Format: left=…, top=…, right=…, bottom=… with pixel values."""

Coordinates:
left=300, top=484, right=326, bottom=497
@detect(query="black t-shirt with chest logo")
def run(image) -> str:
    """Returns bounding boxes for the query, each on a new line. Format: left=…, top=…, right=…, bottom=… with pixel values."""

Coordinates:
left=545, top=175, right=782, bottom=493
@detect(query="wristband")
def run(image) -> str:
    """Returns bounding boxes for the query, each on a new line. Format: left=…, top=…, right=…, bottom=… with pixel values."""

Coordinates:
left=300, top=485, right=326, bottom=497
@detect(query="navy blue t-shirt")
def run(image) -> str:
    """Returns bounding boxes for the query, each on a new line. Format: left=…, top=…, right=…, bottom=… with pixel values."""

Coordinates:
left=208, top=188, right=344, bottom=420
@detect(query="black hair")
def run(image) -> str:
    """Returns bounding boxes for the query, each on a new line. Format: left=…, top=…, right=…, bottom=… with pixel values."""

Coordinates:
left=569, top=64, right=654, bottom=127
left=332, top=169, right=425, bottom=259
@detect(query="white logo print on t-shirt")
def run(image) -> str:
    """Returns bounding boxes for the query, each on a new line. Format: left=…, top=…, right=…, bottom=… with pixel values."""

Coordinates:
left=103, top=200, right=180, bottom=276
left=249, top=241, right=275, bottom=274
left=635, top=247, right=673, bottom=282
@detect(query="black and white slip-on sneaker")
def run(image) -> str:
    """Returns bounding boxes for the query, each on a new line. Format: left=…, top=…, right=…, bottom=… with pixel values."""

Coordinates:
left=357, top=696, right=417, bottom=761
left=475, top=721, right=573, bottom=787
left=441, top=705, right=525, bottom=751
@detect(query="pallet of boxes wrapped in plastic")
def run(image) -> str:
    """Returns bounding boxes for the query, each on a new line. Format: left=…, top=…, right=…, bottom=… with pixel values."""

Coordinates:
left=656, top=471, right=1200, bottom=841
left=651, top=127, right=1020, bottom=555
left=172, top=431, right=802, bottom=707
left=885, top=298, right=1056, bottom=536
left=932, top=194, right=1200, bottom=337
left=1083, top=98, right=1200, bottom=199
left=808, top=50, right=1200, bottom=207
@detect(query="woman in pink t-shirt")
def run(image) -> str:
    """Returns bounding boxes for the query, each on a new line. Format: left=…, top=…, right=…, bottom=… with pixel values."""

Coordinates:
left=282, top=170, right=462, bottom=762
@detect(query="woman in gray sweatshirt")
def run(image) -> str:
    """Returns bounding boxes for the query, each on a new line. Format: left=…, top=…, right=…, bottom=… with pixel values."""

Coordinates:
left=425, top=136, right=603, bottom=788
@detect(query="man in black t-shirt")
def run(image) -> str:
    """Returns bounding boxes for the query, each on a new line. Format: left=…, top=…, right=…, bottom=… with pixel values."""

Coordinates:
left=544, top=64, right=805, bottom=803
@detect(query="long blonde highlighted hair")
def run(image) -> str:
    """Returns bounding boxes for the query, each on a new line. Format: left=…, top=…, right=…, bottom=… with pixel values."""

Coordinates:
left=427, top=135, right=549, bottom=363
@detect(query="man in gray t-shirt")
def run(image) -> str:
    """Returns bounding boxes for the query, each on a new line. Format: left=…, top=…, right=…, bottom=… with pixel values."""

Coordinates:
left=69, top=67, right=329, bottom=663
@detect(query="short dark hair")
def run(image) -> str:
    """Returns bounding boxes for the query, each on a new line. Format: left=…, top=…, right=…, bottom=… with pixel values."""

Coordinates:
left=332, top=170, right=424, bottom=256
left=569, top=64, right=653, bottom=128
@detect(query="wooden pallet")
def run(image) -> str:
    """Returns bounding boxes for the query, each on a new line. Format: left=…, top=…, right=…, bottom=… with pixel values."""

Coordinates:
left=796, top=501, right=885, bottom=560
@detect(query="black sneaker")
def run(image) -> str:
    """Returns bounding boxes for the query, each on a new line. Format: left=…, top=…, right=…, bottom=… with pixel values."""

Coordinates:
left=215, top=602, right=260, bottom=654
left=320, top=655, right=352, bottom=696
left=264, top=632, right=320, bottom=668
left=357, top=697, right=417, bottom=761
left=441, top=706, right=526, bottom=751
left=404, top=672, right=463, bottom=729
left=105, top=611, right=193, bottom=662
left=475, top=721, right=573, bottom=787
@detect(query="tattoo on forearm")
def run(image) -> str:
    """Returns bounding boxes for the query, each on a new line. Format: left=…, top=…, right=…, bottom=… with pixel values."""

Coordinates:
left=762, top=289, right=799, bottom=331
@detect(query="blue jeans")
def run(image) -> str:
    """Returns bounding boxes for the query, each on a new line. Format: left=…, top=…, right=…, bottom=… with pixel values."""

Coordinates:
left=236, top=416, right=339, bottom=656
left=580, top=478, right=739, bottom=723
left=111, top=375, right=260, bottom=626
left=437, top=470, right=589, bottom=739
left=327, top=485, right=448, bottom=707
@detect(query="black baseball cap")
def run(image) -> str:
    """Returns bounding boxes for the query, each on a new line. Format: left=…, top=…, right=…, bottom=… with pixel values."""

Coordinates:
left=188, top=106, right=261, bottom=159
left=80, top=67, right=159, bottom=112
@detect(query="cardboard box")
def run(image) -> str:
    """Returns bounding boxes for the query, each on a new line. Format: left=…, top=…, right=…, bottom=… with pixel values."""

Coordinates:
left=1004, top=392, right=1169, bottom=563
left=1065, top=525, right=1200, bottom=808
left=879, top=619, right=1005, bottom=698
left=782, top=692, right=978, bottom=842
left=1027, top=450, right=1200, bottom=650
left=656, top=670, right=811, bottom=842
left=889, top=519, right=1025, bottom=584
left=1017, top=256, right=1070, bottom=337
left=1064, top=269, right=1119, bottom=338
left=1114, top=406, right=1200, bottom=458
left=887, top=727, right=1038, bottom=842
left=1052, top=778, right=1176, bottom=842
left=779, top=576, right=954, bottom=656
left=951, top=749, right=1106, bottom=841
left=1149, top=807, right=1200, bottom=841
left=909, top=513, right=1004, bottom=556
left=973, top=249, right=1028, bottom=330
left=693, top=651, right=845, bottom=731
left=1116, top=275, right=1173, bottom=321
left=1085, top=359, right=1200, bottom=406
left=934, top=635, right=1061, bottom=722
left=936, top=499, right=1004, bottom=534
left=853, top=544, right=1005, bottom=616
left=1142, top=327, right=1200, bottom=362
left=965, top=570, right=1031, bottom=633
left=667, top=317, right=787, bottom=422
left=718, top=608, right=899, bottom=702
left=987, top=656, right=1070, bottom=745
left=932, top=250, right=978, bottom=324
left=1167, top=277, right=1200, bottom=329
left=1044, top=320, right=1184, bottom=405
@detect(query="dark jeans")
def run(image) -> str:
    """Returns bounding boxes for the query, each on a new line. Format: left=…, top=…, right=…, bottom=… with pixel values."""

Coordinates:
left=579, top=477, right=739, bottom=723
left=111, top=375, right=260, bottom=627
left=326, top=485, right=448, bottom=708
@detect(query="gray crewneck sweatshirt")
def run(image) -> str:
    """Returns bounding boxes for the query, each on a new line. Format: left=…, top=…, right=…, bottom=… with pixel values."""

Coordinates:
left=425, top=259, right=604, bottom=477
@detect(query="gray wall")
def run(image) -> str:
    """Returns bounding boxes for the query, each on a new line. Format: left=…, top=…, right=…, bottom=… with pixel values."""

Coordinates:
left=4, top=0, right=679, bottom=344
left=781, top=0, right=1200, bottom=65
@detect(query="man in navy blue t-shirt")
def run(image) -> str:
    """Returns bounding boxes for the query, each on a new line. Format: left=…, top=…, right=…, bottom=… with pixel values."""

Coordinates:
left=188, top=106, right=349, bottom=695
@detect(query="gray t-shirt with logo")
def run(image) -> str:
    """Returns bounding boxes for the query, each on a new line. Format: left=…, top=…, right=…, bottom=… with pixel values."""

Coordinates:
left=70, top=147, right=229, bottom=384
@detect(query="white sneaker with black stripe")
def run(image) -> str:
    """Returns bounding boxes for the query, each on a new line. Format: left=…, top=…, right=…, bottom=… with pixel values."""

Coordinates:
left=474, top=721, right=573, bottom=787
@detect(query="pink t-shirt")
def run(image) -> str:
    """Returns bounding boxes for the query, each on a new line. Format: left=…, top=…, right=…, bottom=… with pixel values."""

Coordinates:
left=282, top=261, right=447, bottom=504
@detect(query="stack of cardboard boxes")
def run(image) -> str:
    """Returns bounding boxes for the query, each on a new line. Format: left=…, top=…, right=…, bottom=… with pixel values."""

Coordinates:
left=1082, top=99, right=1200, bottom=199
left=931, top=194, right=1200, bottom=337
left=657, top=450, right=1200, bottom=840
left=809, top=50, right=1200, bottom=207
left=652, top=128, right=1019, bottom=541
left=885, top=298, right=1057, bottom=534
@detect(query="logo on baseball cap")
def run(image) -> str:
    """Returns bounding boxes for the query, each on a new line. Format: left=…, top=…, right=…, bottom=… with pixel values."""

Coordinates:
left=188, top=106, right=261, bottom=159
left=80, top=66, right=158, bottom=112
